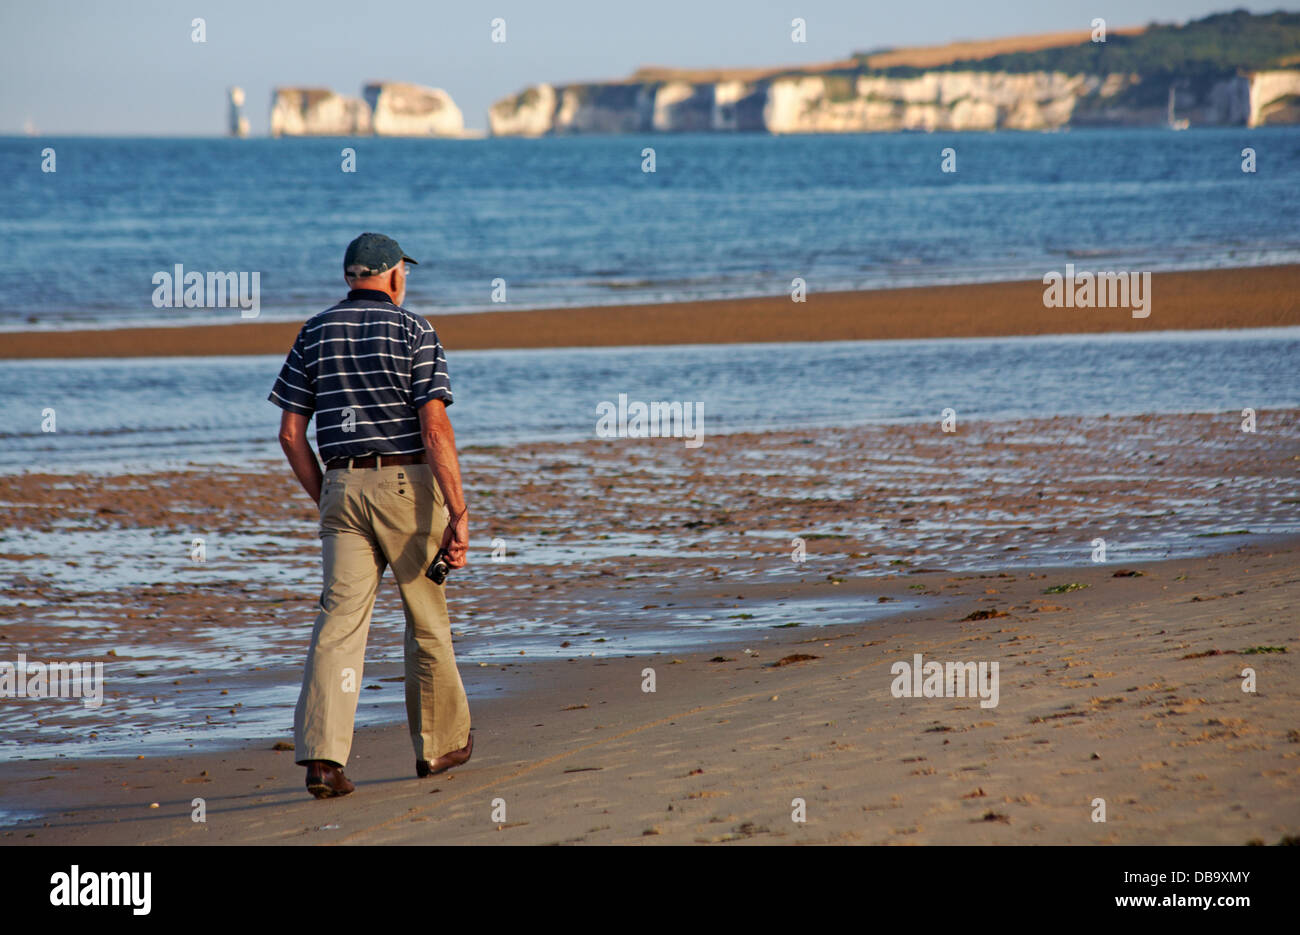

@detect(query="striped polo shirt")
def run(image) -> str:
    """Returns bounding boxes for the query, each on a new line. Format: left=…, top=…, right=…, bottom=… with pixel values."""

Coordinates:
left=267, top=289, right=452, bottom=461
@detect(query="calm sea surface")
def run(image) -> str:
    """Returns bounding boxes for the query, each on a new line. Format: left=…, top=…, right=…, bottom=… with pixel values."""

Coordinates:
left=1, top=128, right=1298, bottom=330
left=0, top=329, right=1295, bottom=473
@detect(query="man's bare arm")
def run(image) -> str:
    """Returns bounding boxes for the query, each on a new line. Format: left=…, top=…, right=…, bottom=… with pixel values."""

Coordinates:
left=278, top=410, right=323, bottom=505
left=419, top=399, right=469, bottom=567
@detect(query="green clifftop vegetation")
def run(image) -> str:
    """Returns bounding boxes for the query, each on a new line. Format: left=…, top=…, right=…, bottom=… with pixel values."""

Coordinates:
left=869, top=10, right=1300, bottom=78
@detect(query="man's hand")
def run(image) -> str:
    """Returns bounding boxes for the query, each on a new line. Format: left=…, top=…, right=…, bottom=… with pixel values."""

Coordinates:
left=439, top=508, right=469, bottom=569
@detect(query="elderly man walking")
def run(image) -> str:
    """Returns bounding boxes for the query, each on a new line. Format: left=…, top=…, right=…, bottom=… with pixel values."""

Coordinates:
left=268, top=232, right=473, bottom=799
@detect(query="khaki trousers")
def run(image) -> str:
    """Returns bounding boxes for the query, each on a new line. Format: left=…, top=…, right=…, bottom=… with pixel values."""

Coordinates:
left=293, top=461, right=470, bottom=767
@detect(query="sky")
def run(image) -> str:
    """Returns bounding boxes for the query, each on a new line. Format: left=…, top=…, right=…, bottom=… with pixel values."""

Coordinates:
left=0, top=0, right=1293, bottom=135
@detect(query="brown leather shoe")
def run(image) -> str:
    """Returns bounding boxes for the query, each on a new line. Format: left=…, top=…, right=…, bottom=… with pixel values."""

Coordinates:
left=305, top=760, right=355, bottom=799
left=416, top=731, right=473, bottom=778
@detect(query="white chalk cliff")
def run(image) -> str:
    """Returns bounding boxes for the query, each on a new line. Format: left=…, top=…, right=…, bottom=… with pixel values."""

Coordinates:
left=1249, top=69, right=1300, bottom=125
left=270, top=83, right=465, bottom=136
left=364, top=82, right=465, bottom=136
left=488, top=69, right=1300, bottom=135
left=270, top=88, right=371, bottom=137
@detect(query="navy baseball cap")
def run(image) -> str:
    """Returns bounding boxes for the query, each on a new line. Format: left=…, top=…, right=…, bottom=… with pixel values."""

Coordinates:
left=343, top=232, right=418, bottom=277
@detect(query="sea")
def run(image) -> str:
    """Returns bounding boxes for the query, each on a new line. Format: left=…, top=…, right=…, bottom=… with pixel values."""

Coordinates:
left=2, top=127, right=1298, bottom=467
left=1, top=127, right=1298, bottom=330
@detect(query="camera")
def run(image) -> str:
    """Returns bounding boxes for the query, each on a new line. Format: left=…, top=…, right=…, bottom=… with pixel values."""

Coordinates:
left=425, top=547, right=451, bottom=585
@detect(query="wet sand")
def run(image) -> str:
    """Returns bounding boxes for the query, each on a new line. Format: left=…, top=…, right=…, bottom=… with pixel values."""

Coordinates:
left=1, top=264, right=1297, bottom=359
left=0, top=410, right=1297, bottom=842
left=1, top=541, right=1297, bottom=845
left=0, top=411, right=1296, bottom=754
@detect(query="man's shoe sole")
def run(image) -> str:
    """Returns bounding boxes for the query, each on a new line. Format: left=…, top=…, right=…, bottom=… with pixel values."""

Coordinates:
left=306, top=775, right=354, bottom=799
left=307, top=781, right=348, bottom=799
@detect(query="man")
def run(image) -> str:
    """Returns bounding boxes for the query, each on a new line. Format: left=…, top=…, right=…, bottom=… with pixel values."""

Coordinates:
left=268, top=232, right=473, bottom=799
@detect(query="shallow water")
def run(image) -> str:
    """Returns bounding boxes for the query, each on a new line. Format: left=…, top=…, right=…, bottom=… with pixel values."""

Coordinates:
left=1, top=330, right=1297, bottom=760
left=0, top=328, right=1296, bottom=473
left=0, top=588, right=922, bottom=760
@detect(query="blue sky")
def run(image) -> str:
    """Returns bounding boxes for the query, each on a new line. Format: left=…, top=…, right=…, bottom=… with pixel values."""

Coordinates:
left=0, top=0, right=1291, bottom=134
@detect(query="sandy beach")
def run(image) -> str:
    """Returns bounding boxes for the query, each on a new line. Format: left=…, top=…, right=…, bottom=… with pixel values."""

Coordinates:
left=2, top=540, right=1296, bottom=845
left=1, top=264, right=1297, bottom=359
left=1, top=266, right=1297, bottom=847
left=0, top=410, right=1296, bottom=843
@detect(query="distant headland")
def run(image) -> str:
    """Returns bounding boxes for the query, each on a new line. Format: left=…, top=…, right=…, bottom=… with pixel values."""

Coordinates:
left=251, top=11, right=1300, bottom=137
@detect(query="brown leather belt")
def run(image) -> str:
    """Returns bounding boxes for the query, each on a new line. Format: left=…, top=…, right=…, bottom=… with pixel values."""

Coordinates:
left=325, top=453, right=425, bottom=471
